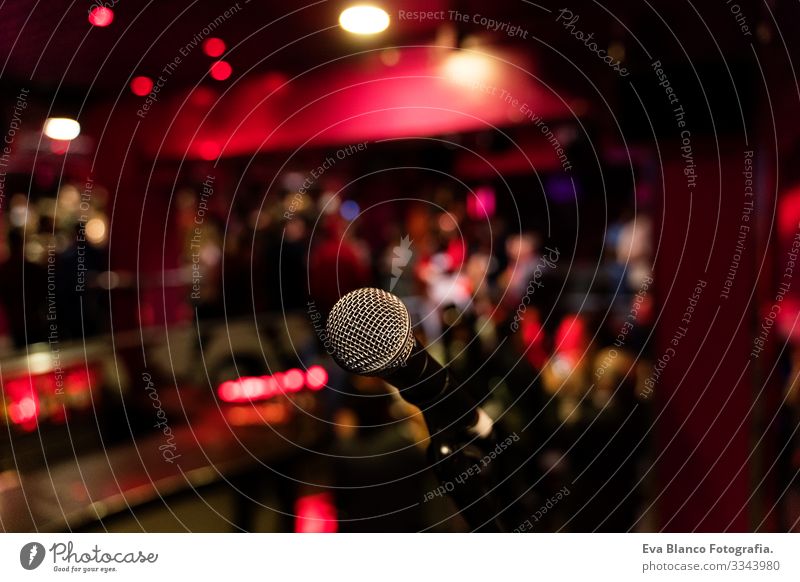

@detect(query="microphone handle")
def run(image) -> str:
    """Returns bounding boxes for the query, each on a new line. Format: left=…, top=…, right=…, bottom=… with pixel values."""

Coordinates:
left=428, top=429, right=510, bottom=532
left=383, top=343, right=479, bottom=433
left=383, top=344, right=521, bottom=531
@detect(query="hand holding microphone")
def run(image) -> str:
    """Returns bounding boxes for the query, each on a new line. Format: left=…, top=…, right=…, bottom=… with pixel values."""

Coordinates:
left=326, top=288, right=514, bottom=531
left=325, top=287, right=483, bottom=434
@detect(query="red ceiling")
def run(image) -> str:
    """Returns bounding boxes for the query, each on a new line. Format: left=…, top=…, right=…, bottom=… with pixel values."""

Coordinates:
left=118, top=45, right=574, bottom=159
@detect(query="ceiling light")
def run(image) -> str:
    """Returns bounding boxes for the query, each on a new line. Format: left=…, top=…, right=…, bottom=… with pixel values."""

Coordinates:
left=203, top=38, right=226, bottom=58
left=130, top=76, right=154, bottom=96
left=339, top=5, right=390, bottom=35
left=43, top=118, right=81, bottom=141
left=209, top=60, right=232, bottom=81
left=88, top=6, right=114, bottom=27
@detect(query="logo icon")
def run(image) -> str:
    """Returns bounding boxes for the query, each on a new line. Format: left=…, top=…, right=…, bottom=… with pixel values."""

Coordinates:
left=20, top=542, right=46, bottom=570
left=390, top=235, right=413, bottom=291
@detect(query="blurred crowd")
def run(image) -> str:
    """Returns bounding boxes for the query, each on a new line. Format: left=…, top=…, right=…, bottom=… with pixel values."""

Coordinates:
left=0, top=185, right=110, bottom=349
left=193, top=176, right=659, bottom=531
left=0, top=170, right=663, bottom=530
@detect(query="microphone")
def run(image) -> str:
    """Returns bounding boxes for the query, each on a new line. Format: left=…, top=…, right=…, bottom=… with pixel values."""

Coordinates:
left=327, top=287, right=526, bottom=531
left=326, top=287, right=483, bottom=433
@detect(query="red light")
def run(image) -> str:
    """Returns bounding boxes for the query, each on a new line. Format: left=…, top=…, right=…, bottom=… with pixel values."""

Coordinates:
left=209, top=60, right=232, bottom=81
left=295, top=493, right=337, bottom=533
left=284, top=369, right=305, bottom=393
left=4, top=378, right=40, bottom=430
left=130, top=76, right=154, bottom=96
left=4, top=377, right=33, bottom=400
left=263, top=375, right=280, bottom=398
left=467, top=186, right=496, bottom=219
left=218, top=376, right=276, bottom=403
left=203, top=38, right=226, bottom=58
left=198, top=140, right=221, bottom=160
left=305, top=366, right=328, bottom=390
left=9, top=396, right=38, bottom=424
left=218, top=367, right=329, bottom=403
left=218, top=380, right=240, bottom=402
left=88, top=6, right=114, bottom=27
left=240, top=377, right=264, bottom=399
left=555, top=314, right=588, bottom=360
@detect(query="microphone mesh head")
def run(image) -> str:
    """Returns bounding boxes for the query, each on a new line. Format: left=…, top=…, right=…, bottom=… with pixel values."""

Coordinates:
left=326, top=287, right=415, bottom=376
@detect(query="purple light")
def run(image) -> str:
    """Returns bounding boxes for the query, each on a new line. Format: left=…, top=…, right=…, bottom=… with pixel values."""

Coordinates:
left=340, top=200, right=360, bottom=221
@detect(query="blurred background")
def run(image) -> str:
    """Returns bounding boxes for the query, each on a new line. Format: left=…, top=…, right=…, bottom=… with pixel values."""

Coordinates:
left=0, top=0, right=798, bottom=532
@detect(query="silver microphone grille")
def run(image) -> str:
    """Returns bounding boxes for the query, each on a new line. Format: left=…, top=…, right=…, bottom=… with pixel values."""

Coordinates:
left=326, top=287, right=415, bottom=376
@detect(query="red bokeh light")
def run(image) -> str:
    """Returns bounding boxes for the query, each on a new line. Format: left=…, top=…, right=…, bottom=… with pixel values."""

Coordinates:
left=218, top=380, right=238, bottom=402
left=198, top=140, right=221, bottom=160
left=8, top=396, right=39, bottom=426
left=305, top=365, right=328, bottom=390
left=239, top=377, right=264, bottom=399
left=130, top=76, right=154, bottom=96
left=4, top=378, right=40, bottom=430
left=467, top=186, right=496, bottom=219
left=88, top=6, right=114, bottom=27
left=294, top=493, right=337, bottom=533
left=283, top=369, right=305, bottom=392
left=555, top=314, right=588, bottom=362
left=2, top=365, right=96, bottom=430
left=217, top=367, right=329, bottom=403
left=262, top=375, right=279, bottom=397
left=209, top=60, right=232, bottom=81
left=203, top=38, right=226, bottom=58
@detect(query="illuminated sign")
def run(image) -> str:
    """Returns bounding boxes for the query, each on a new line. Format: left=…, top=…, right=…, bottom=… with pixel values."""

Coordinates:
left=217, top=366, right=328, bottom=403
